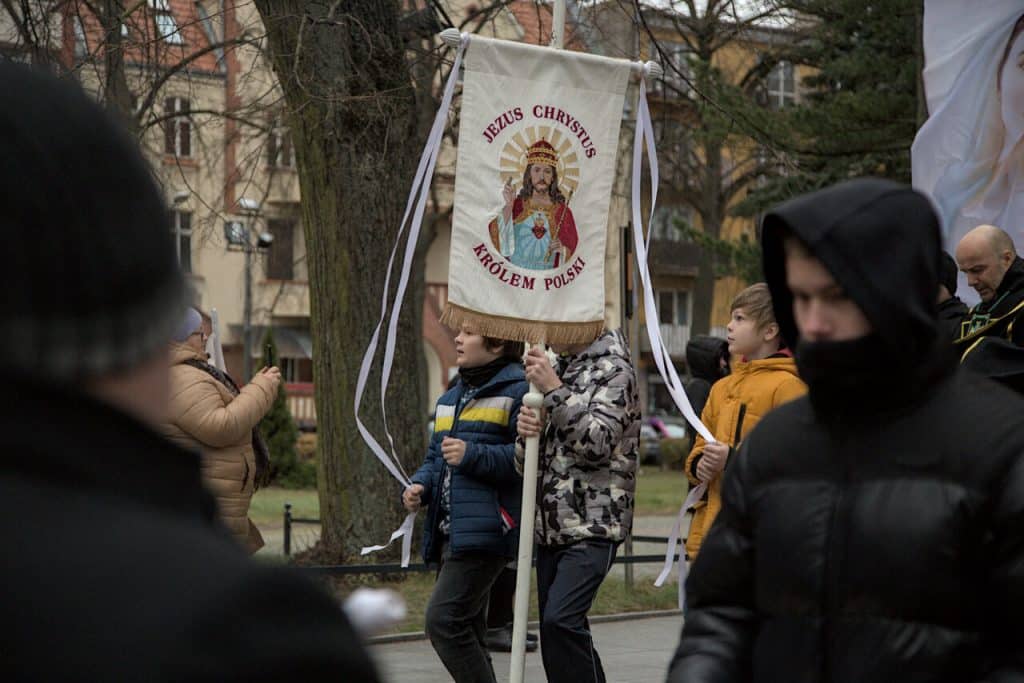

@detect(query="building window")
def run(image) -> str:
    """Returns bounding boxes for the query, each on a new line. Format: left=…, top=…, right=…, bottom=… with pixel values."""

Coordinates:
left=650, top=206, right=693, bottom=242
left=656, top=41, right=692, bottom=99
left=171, top=210, right=193, bottom=273
left=657, top=290, right=691, bottom=326
left=764, top=60, right=796, bottom=110
left=266, top=219, right=295, bottom=280
left=150, top=0, right=184, bottom=44
left=195, top=0, right=226, bottom=70
left=73, top=18, right=88, bottom=58
left=164, top=97, right=191, bottom=157
left=267, top=126, right=295, bottom=168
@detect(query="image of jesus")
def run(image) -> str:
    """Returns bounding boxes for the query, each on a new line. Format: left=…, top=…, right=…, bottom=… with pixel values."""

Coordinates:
left=489, top=139, right=578, bottom=270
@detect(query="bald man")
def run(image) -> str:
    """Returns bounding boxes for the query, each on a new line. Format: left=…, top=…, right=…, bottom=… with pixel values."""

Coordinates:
left=955, top=224, right=1024, bottom=391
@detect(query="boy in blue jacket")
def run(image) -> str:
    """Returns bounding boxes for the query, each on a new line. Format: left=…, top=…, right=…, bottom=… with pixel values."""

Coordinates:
left=403, top=326, right=527, bottom=682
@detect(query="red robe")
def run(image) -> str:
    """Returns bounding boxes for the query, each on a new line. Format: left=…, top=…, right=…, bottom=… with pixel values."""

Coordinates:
left=489, top=198, right=579, bottom=268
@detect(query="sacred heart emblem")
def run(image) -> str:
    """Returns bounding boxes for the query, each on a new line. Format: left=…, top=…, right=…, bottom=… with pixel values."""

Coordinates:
left=532, top=214, right=546, bottom=239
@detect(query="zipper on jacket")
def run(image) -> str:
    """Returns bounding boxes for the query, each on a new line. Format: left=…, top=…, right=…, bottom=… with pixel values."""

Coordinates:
left=435, top=388, right=468, bottom=553
left=438, top=376, right=509, bottom=553
left=820, top=440, right=853, bottom=682
left=733, top=404, right=747, bottom=446
left=726, top=403, right=748, bottom=470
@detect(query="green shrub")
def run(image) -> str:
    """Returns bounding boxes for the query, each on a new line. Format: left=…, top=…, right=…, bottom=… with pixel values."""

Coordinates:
left=660, top=437, right=691, bottom=470
left=259, top=331, right=314, bottom=488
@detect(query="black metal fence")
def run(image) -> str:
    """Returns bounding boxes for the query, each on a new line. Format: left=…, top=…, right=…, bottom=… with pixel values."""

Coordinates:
left=282, top=503, right=679, bottom=578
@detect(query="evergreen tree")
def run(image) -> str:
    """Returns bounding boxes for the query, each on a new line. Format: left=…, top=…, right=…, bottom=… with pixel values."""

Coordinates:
left=259, top=330, right=311, bottom=488
left=738, top=0, right=921, bottom=215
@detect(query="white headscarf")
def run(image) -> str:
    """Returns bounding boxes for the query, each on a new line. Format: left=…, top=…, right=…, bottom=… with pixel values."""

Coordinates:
left=912, top=0, right=1024, bottom=303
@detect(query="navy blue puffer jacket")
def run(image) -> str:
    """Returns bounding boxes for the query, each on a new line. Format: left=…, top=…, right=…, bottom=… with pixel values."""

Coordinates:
left=411, top=362, right=527, bottom=562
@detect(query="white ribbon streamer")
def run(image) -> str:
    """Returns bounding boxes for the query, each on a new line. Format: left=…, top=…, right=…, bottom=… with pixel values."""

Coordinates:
left=356, top=34, right=469, bottom=566
left=630, top=77, right=712, bottom=441
left=654, top=482, right=706, bottom=609
left=630, top=74, right=717, bottom=603
left=206, top=308, right=227, bottom=372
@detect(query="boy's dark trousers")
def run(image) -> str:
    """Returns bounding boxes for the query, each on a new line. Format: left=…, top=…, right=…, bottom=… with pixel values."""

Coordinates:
left=536, top=539, right=619, bottom=683
left=425, top=549, right=508, bottom=683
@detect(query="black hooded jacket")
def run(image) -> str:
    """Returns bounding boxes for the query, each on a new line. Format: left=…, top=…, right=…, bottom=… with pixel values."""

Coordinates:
left=684, top=335, right=728, bottom=419
left=668, top=179, right=1024, bottom=683
left=958, top=257, right=1024, bottom=392
left=962, top=256, right=1024, bottom=336
left=937, top=295, right=969, bottom=341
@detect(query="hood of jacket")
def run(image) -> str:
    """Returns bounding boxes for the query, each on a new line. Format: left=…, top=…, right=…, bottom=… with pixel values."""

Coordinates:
left=447, top=359, right=525, bottom=400
left=686, top=335, right=728, bottom=382
left=761, top=179, right=957, bottom=419
left=979, top=256, right=1024, bottom=316
left=170, top=341, right=207, bottom=366
left=731, top=354, right=800, bottom=380
left=558, top=328, right=630, bottom=367
left=761, top=178, right=942, bottom=356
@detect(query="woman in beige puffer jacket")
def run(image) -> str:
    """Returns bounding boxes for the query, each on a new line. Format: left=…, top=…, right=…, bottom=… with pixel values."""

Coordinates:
left=160, top=309, right=281, bottom=553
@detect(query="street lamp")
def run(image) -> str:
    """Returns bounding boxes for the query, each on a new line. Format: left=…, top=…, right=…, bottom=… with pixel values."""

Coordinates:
left=225, top=197, right=272, bottom=380
left=238, top=196, right=260, bottom=212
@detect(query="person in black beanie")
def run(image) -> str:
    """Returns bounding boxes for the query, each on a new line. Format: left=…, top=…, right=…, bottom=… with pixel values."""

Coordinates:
left=404, top=326, right=527, bottom=682
left=0, top=63, right=380, bottom=681
left=937, top=251, right=968, bottom=341
left=668, top=178, right=1024, bottom=682
left=682, top=335, right=729, bottom=420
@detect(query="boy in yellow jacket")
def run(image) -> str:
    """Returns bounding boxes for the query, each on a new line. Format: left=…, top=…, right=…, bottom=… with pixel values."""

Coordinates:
left=685, top=283, right=806, bottom=559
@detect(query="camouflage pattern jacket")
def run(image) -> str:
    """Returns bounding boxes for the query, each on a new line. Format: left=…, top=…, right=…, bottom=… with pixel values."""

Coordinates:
left=516, top=329, right=640, bottom=546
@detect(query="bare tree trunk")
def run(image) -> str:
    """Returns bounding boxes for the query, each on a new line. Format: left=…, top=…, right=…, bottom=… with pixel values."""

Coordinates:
left=100, top=0, right=137, bottom=131
left=254, top=0, right=426, bottom=562
left=691, top=139, right=724, bottom=335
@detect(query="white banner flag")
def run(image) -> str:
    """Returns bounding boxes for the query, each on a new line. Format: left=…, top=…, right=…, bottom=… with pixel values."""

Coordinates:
left=912, top=0, right=1024, bottom=285
left=441, top=36, right=632, bottom=344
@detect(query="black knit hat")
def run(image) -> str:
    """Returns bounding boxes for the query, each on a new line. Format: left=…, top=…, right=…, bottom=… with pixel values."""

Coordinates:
left=0, top=63, right=185, bottom=380
left=939, top=252, right=959, bottom=297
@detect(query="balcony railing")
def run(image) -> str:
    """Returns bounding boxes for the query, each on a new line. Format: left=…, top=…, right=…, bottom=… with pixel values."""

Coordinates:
left=286, top=382, right=317, bottom=429
left=640, top=323, right=691, bottom=358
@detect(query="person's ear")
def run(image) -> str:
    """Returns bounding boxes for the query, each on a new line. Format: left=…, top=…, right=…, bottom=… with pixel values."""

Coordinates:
left=763, top=322, right=780, bottom=342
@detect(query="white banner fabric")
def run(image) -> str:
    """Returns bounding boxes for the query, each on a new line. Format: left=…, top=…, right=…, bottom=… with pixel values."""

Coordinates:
left=442, top=36, right=632, bottom=344
left=912, top=0, right=1024, bottom=298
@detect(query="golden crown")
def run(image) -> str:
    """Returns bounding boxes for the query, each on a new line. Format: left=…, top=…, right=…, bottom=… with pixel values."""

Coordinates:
left=525, top=139, right=558, bottom=168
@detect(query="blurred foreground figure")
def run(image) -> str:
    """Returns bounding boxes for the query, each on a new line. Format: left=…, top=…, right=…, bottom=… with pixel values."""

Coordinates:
left=0, top=63, right=380, bottom=682
left=668, top=179, right=1024, bottom=682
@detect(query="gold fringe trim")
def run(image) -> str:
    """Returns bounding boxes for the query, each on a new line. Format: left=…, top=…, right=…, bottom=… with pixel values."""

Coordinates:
left=439, top=302, right=605, bottom=346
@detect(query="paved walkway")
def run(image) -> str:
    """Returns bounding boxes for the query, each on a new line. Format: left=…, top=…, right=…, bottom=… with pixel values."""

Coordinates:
left=368, top=614, right=683, bottom=682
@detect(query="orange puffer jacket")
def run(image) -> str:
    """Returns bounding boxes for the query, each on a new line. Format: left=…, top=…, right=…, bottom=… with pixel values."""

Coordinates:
left=160, top=343, right=276, bottom=553
left=684, top=355, right=805, bottom=559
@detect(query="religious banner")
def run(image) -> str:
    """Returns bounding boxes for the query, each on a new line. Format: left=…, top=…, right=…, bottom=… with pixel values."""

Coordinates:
left=912, top=0, right=1024, bottom=293
left=440, top=36, right=633, bottom=344
left=357, top=32, right=712, bottom=572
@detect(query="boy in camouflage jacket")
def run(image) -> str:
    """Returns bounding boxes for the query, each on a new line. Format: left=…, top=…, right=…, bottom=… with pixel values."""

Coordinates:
left=516, top=329, right=640, bottom=683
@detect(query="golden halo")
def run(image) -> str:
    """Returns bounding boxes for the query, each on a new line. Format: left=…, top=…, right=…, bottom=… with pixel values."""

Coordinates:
left=499, top=125, right=580, bottom=196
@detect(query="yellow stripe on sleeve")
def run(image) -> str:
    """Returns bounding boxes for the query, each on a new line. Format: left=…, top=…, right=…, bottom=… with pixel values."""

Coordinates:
left=459, top=407, right=510, bottom=426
